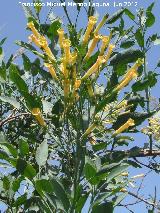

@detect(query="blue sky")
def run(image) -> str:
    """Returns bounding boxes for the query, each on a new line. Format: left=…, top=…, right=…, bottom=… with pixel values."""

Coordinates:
left=0, top=0, right=160, bottom=212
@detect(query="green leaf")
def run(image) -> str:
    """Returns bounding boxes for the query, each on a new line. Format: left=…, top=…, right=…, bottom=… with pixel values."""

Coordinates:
left=19, top=140, right=29, bottom=157
left=50, top=179, right=70, bottom=211
left=146, top=2, right=155, bottom=13
left=106, top=164, right=129, bottom=183
left=16, top=158, right=36, bottom=179
left=92, top=202, right=113, bottom=213
left=114, top=193, right=127, bottom=206
left=132, top=72, right=158, bottom=92
left=110, top=49, right=143, bottom=65
left=35, top=179, right=55, bottom=195
left=0, top=96, right=20, bottom=109
left=106, top=9, right=125, bottom=24
left=9, top=64, right=29, bottom=96
left=0, top=63, right=6, bottom=80
left=22, top=54, right=31, bottom=71
left=124, top=9, right=135, bottom=20
left=120, top=40, right=135, bottom=49
left=76, top=194, right=88, bottom=212
left=135, top=29, right=144, bottom=47
left=22, top=4, right=35, bottom=19
left=0, top=38, right=7, bottom=46
left=146, top=12, right=155, bottom=28
left=35, top=140, right=48, bottom=166
left=92, top=142, right=107, bottom=152
left=0, top=143, right=18, bottom=158
left=14, top=194, right=27, bottom=207
left=84, top=163, right=97, bottom=181
left=12, top=176, right=24, bottom=192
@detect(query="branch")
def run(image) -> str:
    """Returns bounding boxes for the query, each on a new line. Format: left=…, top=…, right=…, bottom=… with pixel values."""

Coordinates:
left=0, top=113, right=30, bottom=128
left=105, top=149, right=160, bottom=158
left=128, top=191, right=160, bottom=210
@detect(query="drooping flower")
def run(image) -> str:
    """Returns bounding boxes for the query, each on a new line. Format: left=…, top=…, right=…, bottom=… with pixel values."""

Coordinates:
left=115, top=59, right=144, bottom=92
left=57, top=28, right=65, bottom=49
left=31, top=108, right=46, bottom=126
left=113, top=118, right=135, bottom=136
left=70, top=52, right=77, bottom=64
left=81, top=56, right=105, bottom=81
left=44, top=63, right=58, bottom=81
left=27, top=21, right=40, bottom=38
left=39, top=36, right=56, bottom=62
left=100, top=36, right=109, bottom=55
left=84, top=34, right=102, bottom=60
left=28, top=34, right=41, bottom=48
left=63, top=39, right=71, bottom=62
left=83, top=16, right=97, bottom=45
left=104, top=44, right=115, bottom=63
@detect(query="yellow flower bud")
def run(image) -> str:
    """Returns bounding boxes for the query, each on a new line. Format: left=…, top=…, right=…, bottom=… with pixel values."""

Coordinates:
left=113, top=118, right=135, bottom=136
left=83, top=16, right=97, bottom=44
left=31, top=108, right=46, bottom=126
left=94, top=14, right=109, bottom=34
left=121, top=172, right=129, bottom=177
left=100, top=36, right=109, bottom=55
left=120, top=188, right=127, bottom=193
left=84, top=34, right=102, bottom=60
left=63, top=39, right=71, bottom=62
left=44, top=63, right=58, bottom=81
left=81, top=56, right=105, bottom=81
left=57, top=28, right=65, bottom=48
left=27, top=21, right=40, bottom=38
left=28, top=34, right=41, bottom=48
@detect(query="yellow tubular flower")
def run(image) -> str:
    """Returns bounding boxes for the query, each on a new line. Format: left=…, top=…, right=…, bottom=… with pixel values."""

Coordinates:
left=57, top=28, right=65, bottom=48
left=31, top=108, right=46, bottom=126
left=44, top=63, right=58, bottom=81
left=74, top=79, right=81, bottom=90
left=123, top=58, right=144, bottom=80
left=115, top=58, right=144, bottom=92
left=83, top=16, right=97, bottom=45
left=81, top=56, right=105, bottom=81
left=71, top=52, right=77, bottom=64
left=94, top=14, right=109, bottom=34
left=84, top=34, right=102, bottom=60
left=61, top=58, right=68, bottom=78
left=28, top=34, right=41, bottom=48
left=39, top=36, right=56, bottom=62
left=100, top=36, right=109, bottom=55
left=113, top=118, right=135, bottom=136
left=87, top=84, right=94, bottom=97
left=63, top=39, right=71, bottom=62
left=27, top=21, right=40, bottom=38
left=104, top=44, right=115, bottom=63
